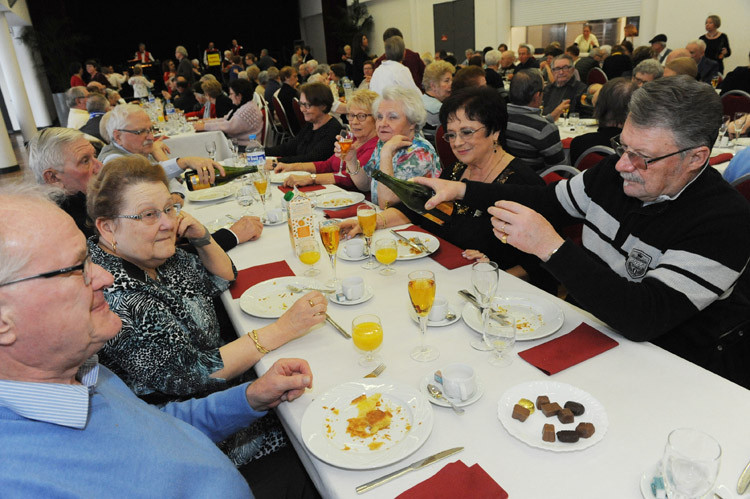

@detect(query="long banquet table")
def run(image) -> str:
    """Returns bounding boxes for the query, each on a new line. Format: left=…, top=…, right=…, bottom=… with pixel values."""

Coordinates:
left=188, top=182, right=750, bottom=499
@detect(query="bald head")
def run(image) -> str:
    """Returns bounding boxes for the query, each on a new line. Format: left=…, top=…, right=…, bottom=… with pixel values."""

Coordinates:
left=664, top=57, right=698, bottom=78
left=665, top=48, right=691, bottom=65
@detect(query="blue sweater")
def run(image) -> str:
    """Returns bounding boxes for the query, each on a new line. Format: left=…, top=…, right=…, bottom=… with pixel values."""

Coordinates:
left=0, top=365, right=261, bottom=498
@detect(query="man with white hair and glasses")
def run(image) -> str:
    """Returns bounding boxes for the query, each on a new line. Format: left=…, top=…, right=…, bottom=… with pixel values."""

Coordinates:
left=413, top=76, right=750, bottom=387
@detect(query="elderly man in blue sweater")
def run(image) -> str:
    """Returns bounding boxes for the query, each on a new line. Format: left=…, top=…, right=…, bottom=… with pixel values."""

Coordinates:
left=0, top=185, right=313, bottom=497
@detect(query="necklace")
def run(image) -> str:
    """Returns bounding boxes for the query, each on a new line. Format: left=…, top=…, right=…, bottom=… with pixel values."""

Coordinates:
left=475, top=150, right=507, bottom=183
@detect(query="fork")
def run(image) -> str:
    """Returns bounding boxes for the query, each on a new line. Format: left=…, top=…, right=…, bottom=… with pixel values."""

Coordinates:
left=364, top=363, right=386, bottom=378
left=286, top=284, right=336, bottom=294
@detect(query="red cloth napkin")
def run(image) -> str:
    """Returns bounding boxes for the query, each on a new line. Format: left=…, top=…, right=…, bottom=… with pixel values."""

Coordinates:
left=397, top=225, right=472, bottom=270
left=518, top=322, right=619, bottom=375
left=396, top=460, right=507, bottom=499
left=709, top=153, right=733, bottom=165
left=277, top=184, right=326, bottom=194
left=229, top=261, right=295, bottom=299
left=561, top=137, right=573, bottom=149
left=323, top=202, right=369, bottom=219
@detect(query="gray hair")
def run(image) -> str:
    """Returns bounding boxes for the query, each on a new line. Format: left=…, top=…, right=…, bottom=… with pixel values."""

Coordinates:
left=99, top=111, right=113, bottom=143
left=105, top=104, right=144, bottom=142
left=65, top=86, right=87, bottom=107
left=688, top=39, right=706, bottom=51
left=599, top=45, right=612, bottom=57
left=267, top=66, right=280, bottom=80
left=422, top=60, right=455, bottom=90
left=628, top=75, right=722, bottom=149
left=373, top=86, right=426, bottom=128
left=86, top=93, right=109, bottom=113
left=257, top=70, right=270, bottom=85
left=484, top=49, right=502, bottom=67
left=518, top=44, right=533, bottom=55
left=313, top=64, right=329, bottom=76
left=552, top=54, right=574, bottom=66
left=175, top=45, right=188, bottom=57
left=633, top=59, right=664, bottom=79
left=509, top=69, right=544, bottom=106
left=306, top=60, right=319, bottom=72
left=237, top=71, right=248, bottom=80
left=27, top=127, right=86, bottom=184
left=384, top=36, right=406, bottom=62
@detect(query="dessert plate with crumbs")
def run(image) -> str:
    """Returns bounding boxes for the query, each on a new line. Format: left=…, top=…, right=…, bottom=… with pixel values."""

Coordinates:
left=240, top=277, right=325, bottom=318
left=461, top=291, right=564, bottom=341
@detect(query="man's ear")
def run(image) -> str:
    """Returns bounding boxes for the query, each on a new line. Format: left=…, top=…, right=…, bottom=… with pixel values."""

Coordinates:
left=42, top=169, right=61, bottom=186
left=687, top=146, right=711, bottom=172
left=0, top=305, right=17, bottom=346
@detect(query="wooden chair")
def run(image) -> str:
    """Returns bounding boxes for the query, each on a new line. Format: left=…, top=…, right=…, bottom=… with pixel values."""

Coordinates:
left=721, top=90, right=750, bottom=118
left=435, top=126, right=458, bottom=171
left=258, top=106, right=269, bottom=147
left=731, top=173, right=750, bottom=203
left=292, top=97, right=305, bottom=131
left=587, top=67, right=608, bottom=85
left=574, top=145, right=615, bottom=171
left=265, top=100, right=290, bottom=145
left=272, top=95, right=295, bottom=138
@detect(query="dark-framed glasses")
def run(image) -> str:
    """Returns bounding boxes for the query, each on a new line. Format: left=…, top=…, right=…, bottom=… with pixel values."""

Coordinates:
left=442, top=126, right=486, bottom=143
left=115, top=204, right=182, bottom=225
left=552, top=65, right=572, bottom=72
left=299, top=101, right=313, bottom=109
left=117, top=126, right=156, bottom=136
left=610, top=135, right=695, bottom=170
left=0, top=254, right=92, bottom=288
left=346, top=112, right=372, bottom=122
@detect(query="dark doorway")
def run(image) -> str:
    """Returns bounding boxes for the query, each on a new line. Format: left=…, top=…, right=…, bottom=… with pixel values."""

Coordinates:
left=433, top=0, right=475, bottom=61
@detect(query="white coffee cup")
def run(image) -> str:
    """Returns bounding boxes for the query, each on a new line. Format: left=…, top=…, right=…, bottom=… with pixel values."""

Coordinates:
left=345, top=238, right=365, bottom=258
left=428, top=296, right=448, bottom=322
left=342, top=276, right=364, bottom=301
left=266, top=208, right=283, bottom=223
left=441, top=363, right=476, bottom=401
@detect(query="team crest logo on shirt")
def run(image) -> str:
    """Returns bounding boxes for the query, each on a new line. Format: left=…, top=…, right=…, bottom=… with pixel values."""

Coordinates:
left=625, top=248, right=652, bottom=279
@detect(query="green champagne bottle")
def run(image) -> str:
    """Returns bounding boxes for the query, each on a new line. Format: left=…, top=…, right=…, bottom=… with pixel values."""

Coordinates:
left=371, top=170, right=453, bottom=225
left=185, top=164, right=258, bottom=191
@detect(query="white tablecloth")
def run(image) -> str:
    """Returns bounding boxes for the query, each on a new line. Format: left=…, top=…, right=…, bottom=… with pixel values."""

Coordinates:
left=162, top=130, right=233, bottom=161
left=187, top=185, right=750, bottom=499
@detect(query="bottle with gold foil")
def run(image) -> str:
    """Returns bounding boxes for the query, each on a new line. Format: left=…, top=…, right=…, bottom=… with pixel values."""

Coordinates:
left=185, top=165, right=258, bottom=191
left=370, top=169, right=453, bottom=225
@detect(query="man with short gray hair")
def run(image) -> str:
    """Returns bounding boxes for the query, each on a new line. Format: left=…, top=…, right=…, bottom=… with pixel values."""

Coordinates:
left=542, top=54, right=590, bottom=121
left=80, top=93, right=109, bottom=142
left=416, top=76, right=750, bottom=386
left=175, top=45, right=194, bottom=84
left=373, top=27, right=425, bottom=88
left=369, top=36, right=421, bottom=96
left=516, top=44, right=539, bottom=70
left=632, top=59, right=664, bottom=87
left=686, top=39, right=720, bottom=83
left=66, top=86, right=90, bottom=129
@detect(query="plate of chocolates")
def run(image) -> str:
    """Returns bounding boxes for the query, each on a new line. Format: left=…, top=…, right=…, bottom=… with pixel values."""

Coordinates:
left=497, top=381, right=608, bottom=452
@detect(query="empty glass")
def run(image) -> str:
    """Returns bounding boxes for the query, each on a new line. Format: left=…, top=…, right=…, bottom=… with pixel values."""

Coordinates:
left=568, top=112, right=579, bottom=131
left=483, top=298, right=515, bottom=366
left=733, top=112, right=747, bottom=149
left=204, top=140, right=217, bottom=161
left=470, top=261, right=498, bottom=351
left=661, top=428, right=721, bottom=499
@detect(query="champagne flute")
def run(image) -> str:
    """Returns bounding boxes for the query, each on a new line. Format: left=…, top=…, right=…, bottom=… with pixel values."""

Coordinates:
left=470, top=261, right=499, bottom=351
left=373, top=238, right=397, bottom=275
left=253, top=169, right=269, bottom=222
left=718, top=115, right=730, bottom=145
left=483, top=298, right=515, bottom=367
left=319, top=219, right=341, bottom=288
left=408, top=270, right=438, bottom=362
left=298, top=238, right=321, bottom=276
left=357, top=204, right=378, bottom=270
left=352, top=314, right=383, bottom=368
left=568, top=112, right=579, bottom=131
left=562, top=102, right=570, bottom=126
left=733, top=112, right=747, bottom=149
left=337, top=129, right=354, bottom=176
left=204, top=140, right=217, bottom=161
left=661, top=428, right=721, bottom=499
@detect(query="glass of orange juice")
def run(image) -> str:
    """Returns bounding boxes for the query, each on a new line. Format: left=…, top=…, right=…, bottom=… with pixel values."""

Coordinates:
left=357, top=204, right=378, bottom=270
left=352, top=314, right=383, bottom=367
left=373, top=238, right=397, bottom=275
left=318, top=219, right=341, bottom=287
left=298, top=238, right=321, bottom=276
left=253, top=170, right=270, bottom=222
left=408, top=270, right=438, bottom=362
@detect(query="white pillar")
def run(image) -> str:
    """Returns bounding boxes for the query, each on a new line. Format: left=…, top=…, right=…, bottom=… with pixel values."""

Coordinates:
left=496, top=0, right=512, bottom=48
left=0, top=12, right=37, bottom=140
left=11, top=26, right=52, bottom=128
left=639, top=0, right=659, bottom=43
left=0, top=63, right=21, bottom=131
left=0, top=114, right=19, bottom=171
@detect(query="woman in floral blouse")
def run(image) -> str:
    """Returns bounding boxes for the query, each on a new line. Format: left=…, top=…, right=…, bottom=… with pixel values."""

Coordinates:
left=343, top=86, right=441, bottom=208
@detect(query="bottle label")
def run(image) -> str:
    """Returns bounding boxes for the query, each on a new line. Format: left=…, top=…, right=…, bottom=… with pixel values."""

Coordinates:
left=417, top=202, right=453, bottom=226
left=247, top=150, right=266, bottom=168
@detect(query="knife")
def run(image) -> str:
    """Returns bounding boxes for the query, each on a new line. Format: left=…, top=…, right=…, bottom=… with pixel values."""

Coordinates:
left=355, top=447, right=464, bottom=494
left=390, top=230, right=428, bottom=254
left=458, top=290, right=506, bottom=321
left=325, top=314, right=351, bottom=339
left=738, top=459, right=750, bottom=494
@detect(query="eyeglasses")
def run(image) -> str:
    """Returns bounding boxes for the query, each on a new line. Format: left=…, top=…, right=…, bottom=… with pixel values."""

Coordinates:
left=552, top=65, right=572, bottom=72
left=610, top=135, right=695, bottom=170
left=442, top=126, right=486, bottom=143
left=0, top=254, right=92, bottom=288
left=118, top=126, right=156, bottom=136
left=299, top=101, right=313, bottom=109
left=346, top=112, right=372, bottom=122
left=115, top=204, right=182, bottom=225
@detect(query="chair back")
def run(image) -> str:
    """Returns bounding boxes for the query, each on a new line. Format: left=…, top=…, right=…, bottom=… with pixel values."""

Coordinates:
left=587, top=67, right=608, bottom=85
left=539, top=165, right=581, bottom=181
left=435, top=126, right=458, bottom=171
left=272, top=95, right=295, bottom=137
left=259, top=106, right=269, bottom=147
left=721, top=90, right=750, bottom=117
left=731, top=173, right=750, bottom=203
left=574, top=145, right=615, bottom=171
left=292, top=97, right=306, bottom=131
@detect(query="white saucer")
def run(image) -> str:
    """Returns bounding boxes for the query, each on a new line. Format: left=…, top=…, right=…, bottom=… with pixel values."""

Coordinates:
left=419, top=373, right=484, bottom=408
left=329, top=285, right=374, bottom=305
left=409, top=307, right=460, bottom=327
left=263, top=213, right=287, bottom=226
left=337, top=248, right=369, bottom=262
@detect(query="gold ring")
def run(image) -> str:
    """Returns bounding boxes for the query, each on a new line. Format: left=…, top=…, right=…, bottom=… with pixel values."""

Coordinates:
left=308, top=300, right=315, bottom=308
left=501, top=223, right=506, bottom=232
left=501, top=234, right=508, bottom=244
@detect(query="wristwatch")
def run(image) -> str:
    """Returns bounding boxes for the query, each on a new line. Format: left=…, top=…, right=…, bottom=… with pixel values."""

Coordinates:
left=310, top=173, right=317, bottom=184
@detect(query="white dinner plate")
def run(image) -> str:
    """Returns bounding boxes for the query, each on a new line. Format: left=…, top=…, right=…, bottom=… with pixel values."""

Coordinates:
left=329, top=286, right=374, bottom=305
left=239, top=276, right=323, bottom=318
left=419, top=373, right=484, bottom=408
left=409, top=307, right=460, bottom=327
left=315, top=192, right=366, bottom=210
left=300, top=379, right=434, bottom=469
left=387, top=231, right=440, bottom=260
left=639, top=462, right=732, bottom=499
left=460, top=292, right=564, bottom=341
left=270, top=171, right=311, bottom=184
left=578, top=118, right=598, bottom=126
left=186, top=186, right=233, bottom=203
left=497, top=381, right=608, bottom=452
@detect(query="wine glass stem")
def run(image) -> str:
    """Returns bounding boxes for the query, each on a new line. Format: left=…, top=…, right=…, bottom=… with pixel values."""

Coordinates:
left=481, top=306, right=489, bottom=344
left=419, top=316, right=427, bottom=350
left=365, top=236, right=372, bottom=265
left=329, top=253, right=337, bottom=280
